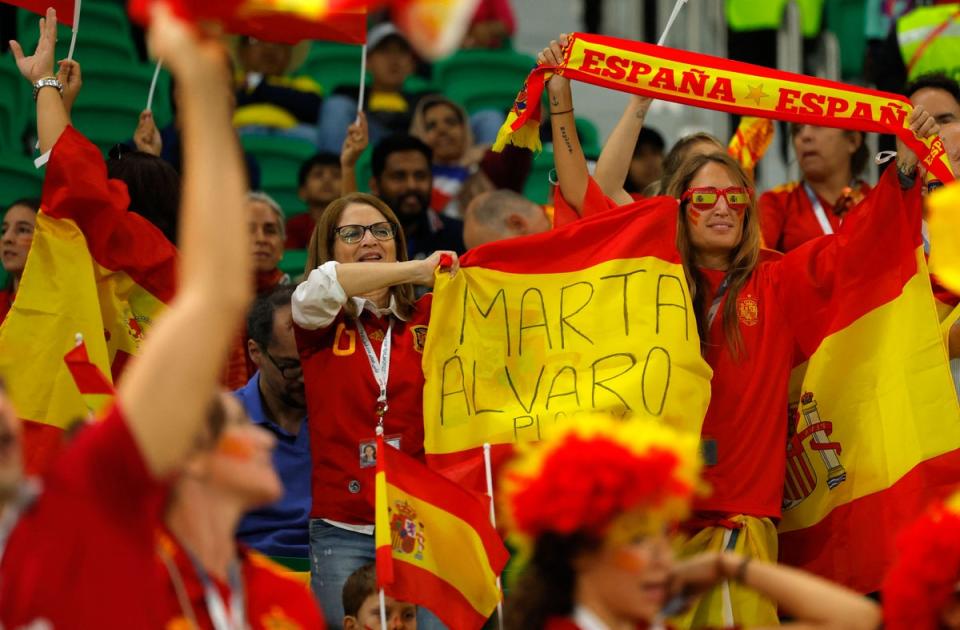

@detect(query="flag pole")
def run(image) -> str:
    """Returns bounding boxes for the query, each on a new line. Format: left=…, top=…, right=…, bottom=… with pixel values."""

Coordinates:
left=657, top=0, right=688, bottom=46
left=483, top=443, right=504, bottom=630
left=378, top=587, right=388, bottom=630
left=66, top=0, right=82, bottom=60
left=146, top=59, right=163, bottom=112
left=356, top=43, right=368, bottom=119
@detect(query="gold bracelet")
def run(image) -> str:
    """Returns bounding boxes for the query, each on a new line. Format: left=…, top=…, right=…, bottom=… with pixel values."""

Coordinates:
left=550, top=108, right=574, bottom=116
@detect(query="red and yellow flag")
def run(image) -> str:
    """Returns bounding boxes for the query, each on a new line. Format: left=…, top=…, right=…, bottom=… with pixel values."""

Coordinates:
left=0, top=127, right=175, bottom=473
left=374, top=435, right=509, bottom=630
left=422, top=192, right=713, bottom=484
left=728, top=116, right=774, bottom=180
left=4, top=0, right=77, bottom=26
left=494, top=32, right=954, bottom=183
left=776, top=166, right=960, bottom=593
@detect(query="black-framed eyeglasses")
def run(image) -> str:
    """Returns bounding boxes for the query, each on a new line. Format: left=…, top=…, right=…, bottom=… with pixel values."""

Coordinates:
left=334, top=221, right=397, bottom=244
left=263, top=349, right=302, bottom=380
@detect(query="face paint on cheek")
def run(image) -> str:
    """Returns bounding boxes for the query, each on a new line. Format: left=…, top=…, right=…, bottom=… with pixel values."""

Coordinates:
left=611, top=547, right=649, bottom=573
left=686, top=206, right=703, bottom=227
left=216, top=433, right=256, bottom=460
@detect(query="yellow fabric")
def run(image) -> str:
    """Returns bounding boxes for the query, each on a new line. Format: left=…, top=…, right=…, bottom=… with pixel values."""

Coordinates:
left=928, top=181, right=960, bottom=296
left=0, top=213, right=113, bottom=426
left=672, top=516, right=779, bottom=629
left=727, top=116, right=774, bottom=177
left=493, top=110, right=541, bottom=153
left=374, top=472, right=501, bottom=616
left=369, top=92, right=409, bottom=113
left=779, top=250, right=960, bottom=534
left=421, top=258, right=713, bottom=456
left=233, top=104, right=300, bottom=129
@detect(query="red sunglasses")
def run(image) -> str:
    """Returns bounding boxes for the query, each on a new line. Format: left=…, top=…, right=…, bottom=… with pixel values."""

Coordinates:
left=681, top=186, right=753, bottom=211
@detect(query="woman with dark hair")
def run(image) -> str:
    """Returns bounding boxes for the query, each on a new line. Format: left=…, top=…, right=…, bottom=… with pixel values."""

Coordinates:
left=501, top=416, right=882, bottom=630
left=758, top=124, right=870, bottom=252
left=539, top=31, right=936, bottom=626
left=0, top=197, right=39, bottom=323
left=292, top=191, right=457, bottom=629
left=106, top=148, right=181, bottom=244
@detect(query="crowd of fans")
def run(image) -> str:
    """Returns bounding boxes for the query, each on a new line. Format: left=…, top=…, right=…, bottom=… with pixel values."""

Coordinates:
left=2, top=2, right=960, bottom=630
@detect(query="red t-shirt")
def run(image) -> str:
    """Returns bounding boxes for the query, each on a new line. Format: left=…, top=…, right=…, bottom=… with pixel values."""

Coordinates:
left=286, top=213, right=316, bottom=250
left=0, top=287, right=12, bottom=325
left=295, top=295, right=432, bottom=524
left=758, top=180, right=871, bottom=253
left=1, top=403, right=168, bottom=628
left=155, top=529, right=324, bottom=629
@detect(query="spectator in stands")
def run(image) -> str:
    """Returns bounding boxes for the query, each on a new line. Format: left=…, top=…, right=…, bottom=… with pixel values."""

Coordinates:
left=0, top=6, right=317, bottom=627
left=363, top=134, right=466, bottom=258
left=0, top=198, right=38, bottom=324
left=106, top=143, right=182, bottom=244
left=292, top=192, right=456, bottom=629
left=625, top=127, right=665, bottom=198
left=231, top=36, right=322, bottom=143
left=759, top=124, right=869, bottom=253
left=318, top=24, right=432, bottom=154
left=342, top=563, right=417, bottom=630
left=287, top=152, right=343, bottom=249
left=462, top=189, right=550, bottom=249
left=461, top=0, right=516, bottom=49
left=905, top=72, right=960, bottom=132
left=225, top=192, right=291, bottom=390
left=234, top=286, right=311, bottom=561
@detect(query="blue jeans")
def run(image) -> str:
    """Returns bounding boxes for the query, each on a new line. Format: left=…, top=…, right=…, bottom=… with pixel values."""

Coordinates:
left=309, top=519, right=449, bottom=630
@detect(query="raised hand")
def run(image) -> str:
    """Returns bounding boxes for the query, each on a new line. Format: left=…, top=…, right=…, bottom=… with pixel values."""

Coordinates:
left=56, top=59, right=82, bottom=113
left=341, top=111, right=369, bottom=169
left=133, top=110, right=163, bottom=156
left=9, top=7, right=58, bottom=84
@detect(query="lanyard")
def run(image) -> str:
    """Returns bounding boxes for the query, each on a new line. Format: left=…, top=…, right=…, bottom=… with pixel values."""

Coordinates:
left=706, top=274, right=732, bottom=331
left=802, top=181, right=835, bottom=236
left=355, top=316, right=393, bottom=425
left=184, top=547, right=246, bottom=630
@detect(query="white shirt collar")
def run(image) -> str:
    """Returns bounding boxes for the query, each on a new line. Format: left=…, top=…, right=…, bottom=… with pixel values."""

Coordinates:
left=573, top=606, right=612, bottom=630
left=350, top=293, right=408, bottom=322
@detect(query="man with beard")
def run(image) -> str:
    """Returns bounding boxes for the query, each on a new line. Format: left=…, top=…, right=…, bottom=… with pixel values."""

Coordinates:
left=369, top=134, right=466, bottom=259
left=234, top=285, right=312, bottom=560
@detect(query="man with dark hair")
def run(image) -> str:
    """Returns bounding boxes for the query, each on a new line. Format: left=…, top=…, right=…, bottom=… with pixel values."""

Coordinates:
left=342, top=563, right=417, bottom=630
left=905, top=73, right=960, bottom=126
left=234, top=284, right=311, bottom=560
left=625, top=126, right=666, bottom=196
left=286, top=152, right=343, bottom=249
left=369, top=134, right=465, bottom=259
left=462, top=189, right=551, bottom=249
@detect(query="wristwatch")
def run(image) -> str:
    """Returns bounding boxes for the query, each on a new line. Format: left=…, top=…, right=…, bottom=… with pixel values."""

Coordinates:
left=32, top=76, right=63, bottom=101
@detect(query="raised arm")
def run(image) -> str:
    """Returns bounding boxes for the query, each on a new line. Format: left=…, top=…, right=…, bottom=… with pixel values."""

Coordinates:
left=672, top=553, right=881, bottom=630
left=117, top=5, right=253, bottom=478
left=10, top=8, right=70, bottom=154
left=594, top=95, right=653, bottom=205
left=340, top=112, right=368, bottom=195
left=540, top=34, right=589, bottom=215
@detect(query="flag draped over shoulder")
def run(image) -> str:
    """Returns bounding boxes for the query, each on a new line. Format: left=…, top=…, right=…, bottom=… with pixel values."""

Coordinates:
left=0, top=126, right=175, bottom=473
left=4, top=0, right=77, bottom=26
left=776, top=167, right=960, bottom=593
left=374, top=436, right=508, bottom=630
left=928, top=181, right=960, bottom=296
left=422, top=196, right=714, bottom=480
left=494, top=32, right=955, bottom=183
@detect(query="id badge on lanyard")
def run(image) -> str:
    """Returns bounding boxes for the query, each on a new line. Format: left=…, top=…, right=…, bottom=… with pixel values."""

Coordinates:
left=355, top=316, right=394, bottom=435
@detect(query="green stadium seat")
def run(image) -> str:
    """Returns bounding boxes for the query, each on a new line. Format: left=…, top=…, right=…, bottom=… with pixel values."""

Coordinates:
left=279, top=249, right=308, bottom=279
left=523, top=148, right=554, bottom=206
left=0, top=154, right=43, bottom=208
left=576, top=117, right=602, bottom=160
left=403, top=75, right=439, bottom=95
left=434, top=49, right=535, bottom=115
left=300, top=41, right=364, bottom=94
left=242, top=135, right=316, bottom=216
left=16, top=11, right=73, bottom=63
left=353, top=146, right=373, bottom=193
left=0, top=54, right=26, bottom=153
left=18, top=6, right=138, bottom=66
left=79, top=63, right=172, bottom=128
left=70, top=94, right=144, bottom=154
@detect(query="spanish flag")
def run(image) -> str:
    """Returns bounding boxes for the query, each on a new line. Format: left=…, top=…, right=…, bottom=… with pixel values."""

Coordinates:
left=728, top=116, right=774, bottom=180
left=128, top=0, right=367, bottom=45
left=422, top=190, right=713, bottom=487
left=374, top=435, right=509, bottom=630
left=4, top=0, right=77, bottom=26
left=777, top=166, right=960, bottom=593
left=0, top=127, right=175, bottom=473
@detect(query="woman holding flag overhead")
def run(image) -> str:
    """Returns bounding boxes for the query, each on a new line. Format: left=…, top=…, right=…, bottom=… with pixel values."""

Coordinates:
left=538, top=34, right=940, bottom=627
left=500, top=415, right=882, bottom=630
left=292, top=192, right=457, bottom=629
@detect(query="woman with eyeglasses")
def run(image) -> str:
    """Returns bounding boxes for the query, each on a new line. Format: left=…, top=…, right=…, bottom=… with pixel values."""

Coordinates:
left=292, top=191, right=457, bottom=630
left=539, top=32, right=937, bottom=627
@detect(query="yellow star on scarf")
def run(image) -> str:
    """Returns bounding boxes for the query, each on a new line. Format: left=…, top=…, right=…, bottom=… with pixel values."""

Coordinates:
left=745, top=84, right=769, bottom=106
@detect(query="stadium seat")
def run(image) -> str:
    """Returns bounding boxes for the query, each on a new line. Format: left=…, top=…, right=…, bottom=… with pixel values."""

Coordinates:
left=434, top=49, right=535, bottom=115
left=79, top=63, right=173, bottom=129
left=0, top=54, right=25, bottom=153
left=241, top=135, right=316, bottom=216
left=523, top=148, right=555, bottom=206
left=0, top=154, right=43, bottom=208
left=576, top=117, right=602, bottom=160
left=299, top=41, right=364, bottom=94
left=353, top=146, right=373, bottom=193
left=70, top=94, right=145, bottom=154
left=18, top=5, right=139, bottom=66
left=280, top=249, right=308, bottom=279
